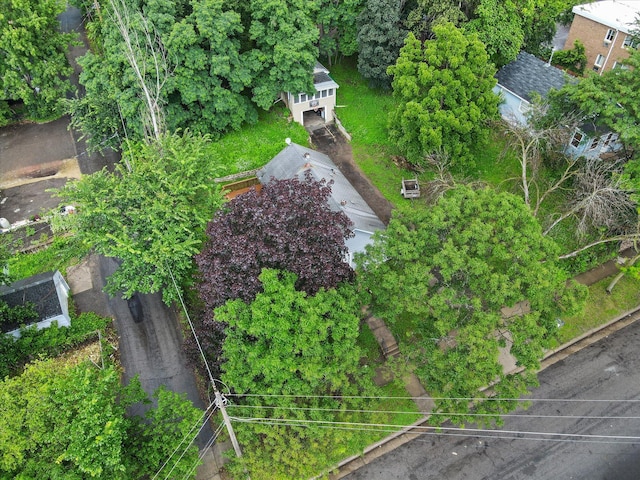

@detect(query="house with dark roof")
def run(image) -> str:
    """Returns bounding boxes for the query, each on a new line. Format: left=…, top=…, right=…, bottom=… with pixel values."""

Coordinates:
left=280, top=62, right=340, bottom=128
left=494, top=51, right=622, bottom=159
left=494, top=51, right=570, bottom=124
left=0, top=270, right=71, bottom=338
left=257, top=141, right=386, bottom=266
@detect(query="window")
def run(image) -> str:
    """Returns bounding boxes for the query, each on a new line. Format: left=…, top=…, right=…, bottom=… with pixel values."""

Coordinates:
left=571, top=131, right=583, bottom=148
left=605, top=29, right=615, bottom=43
left=300, top=94, right=307, bottom=103
left=328, top=88, right=334, bottom=96
left=623, top=35, right=638, bottom=49
left=593, top=54, right=605, bottom=71
left=589, top=137, right=600, bottom=150
left=603, top=133, right=619, bottom=147
left=321, top=90, right=327, bottom=98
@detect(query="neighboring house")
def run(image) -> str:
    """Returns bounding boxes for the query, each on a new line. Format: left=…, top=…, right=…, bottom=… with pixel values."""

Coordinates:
left=494, top=51, right=623, bottom=159
left=257, top=141, right=386, bottom=267
left=0, top=270, right=71, bottom=338
left=494, top=51, right=570, bottom=125
left=564, top=0, right=640, bottom=74
left=281, top=62, right=339, bottom=127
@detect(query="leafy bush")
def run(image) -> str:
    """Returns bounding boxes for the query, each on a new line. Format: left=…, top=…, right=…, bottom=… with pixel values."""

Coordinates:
left=7, top=235, right=89, bottom=279
left=552, top=40, right=587, bottom=75
left=0, top=311, right=111, bottom=378
left=0, top=300, right=38, bottom=329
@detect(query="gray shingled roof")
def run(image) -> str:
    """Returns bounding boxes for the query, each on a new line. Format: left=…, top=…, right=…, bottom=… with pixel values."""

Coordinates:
left=313, top=71, right=339, bottom=90
left=257, top=143, right=386, bottom=234
left=0, top=271, right=64, bottom=331
left=496, top=51, right=573, bottom=102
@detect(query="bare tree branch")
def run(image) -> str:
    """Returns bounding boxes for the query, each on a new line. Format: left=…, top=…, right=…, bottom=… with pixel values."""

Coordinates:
left=545, top=158, right=636, bottom=237
left=108, top=0, right=171, bottom=142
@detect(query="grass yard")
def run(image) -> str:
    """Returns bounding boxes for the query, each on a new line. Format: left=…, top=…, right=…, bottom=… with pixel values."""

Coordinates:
left=329, top=61, right=431, bottom=213
left=557, top=274, right=640, bottom=345
left=208, top=105, right=309, bottom=176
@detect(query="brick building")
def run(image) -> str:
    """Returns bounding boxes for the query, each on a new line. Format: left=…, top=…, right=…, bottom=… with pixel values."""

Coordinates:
left=564, top=0, right=640, bottom=74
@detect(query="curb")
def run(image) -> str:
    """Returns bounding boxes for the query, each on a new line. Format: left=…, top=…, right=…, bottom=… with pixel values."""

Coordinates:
left=326, top=303, right=640, bottom=480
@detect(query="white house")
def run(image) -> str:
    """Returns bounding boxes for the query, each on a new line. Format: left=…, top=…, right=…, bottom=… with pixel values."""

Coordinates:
left=281, top=62, right=340, bottom=127
left=257, top=142, right=386, bottom=267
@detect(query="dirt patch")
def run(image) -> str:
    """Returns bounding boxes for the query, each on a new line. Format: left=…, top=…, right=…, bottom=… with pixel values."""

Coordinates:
left=309, top=124, right=393, bottom=225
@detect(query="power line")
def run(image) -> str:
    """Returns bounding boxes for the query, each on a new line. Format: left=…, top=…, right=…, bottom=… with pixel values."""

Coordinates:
left=166, top=263, right=243, bottom=459
left=152, top=402, right=218, bottom=480
left=229, top=416, right=640, bottom=445
left=226, top=403, right=640, bottom=421
left=161, top=405, right=219, bottom=480
left=225, top=392, right=640, bottom=403
left=230, top=416, right=640, bottom=441
left=182, top=422, right=226, bottom=480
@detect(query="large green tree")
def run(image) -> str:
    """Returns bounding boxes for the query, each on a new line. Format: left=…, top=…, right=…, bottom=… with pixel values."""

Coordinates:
left=356, top=186, right=586, bottom=422
left=0, top=359, right=202, bottom=479
left=466, top=0, right=523, bottom=67
left=71, top=0, right=257, bottom=151
left=387, top=24, right=499, bottom=168
left=245, top=0, right=318, bottom=109
left=356, top=0, right=408, bottom=88
left=216, top=269, right=375, bottom=479
left=316, top=0, right=363, bottom=65
left=56, top=131, right=225, bottom=303
left=0, top=0, right=75, bottom=120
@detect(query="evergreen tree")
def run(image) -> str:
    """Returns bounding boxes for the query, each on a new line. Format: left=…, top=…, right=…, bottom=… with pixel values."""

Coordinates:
left=387, top=24, right=499, bottom=168
left=356, top=0, right=408, bottom=88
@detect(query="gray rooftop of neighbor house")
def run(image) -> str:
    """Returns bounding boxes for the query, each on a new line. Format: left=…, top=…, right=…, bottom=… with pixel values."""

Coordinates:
left=1, top=271, right=63, bottom=318
left=257, top=143, right=386, bottom=235
left=572, top=1, right=640, bottom=34
left=496, top=51, right=573, bottom=102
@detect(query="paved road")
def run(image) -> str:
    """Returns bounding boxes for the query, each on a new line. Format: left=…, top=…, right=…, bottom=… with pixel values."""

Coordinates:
left=345, top=320, right=640, bottom=480
left=98, top=256, right=210, bottom=448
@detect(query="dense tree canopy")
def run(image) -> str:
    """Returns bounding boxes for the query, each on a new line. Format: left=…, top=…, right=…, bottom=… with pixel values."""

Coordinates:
left=246, top=0, right=318, bottom=109
left=56, top=131, right=224, bottom=304
left=0, top=359, right=202, bottom=479
left=356, top=0, right=408, bottom=88
left=0, top=0, right=75, bottom=120
left=316, top=0, right=363, bottom=64
left=216, top=269, right=375, bottom=479
left=71, top=0, right=257, bottom=151
left=196, top=173, right=354, bottom=315
left=71, top=0, right=322, bottom=150
left=387, top=24, right=499, bottom=168
left=356, top=186, right=586, bottom=421
left=466, top=0, right=524, bottom=67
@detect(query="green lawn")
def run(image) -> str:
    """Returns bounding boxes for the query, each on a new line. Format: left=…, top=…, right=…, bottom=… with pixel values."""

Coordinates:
left=558, top=274, right=640, bottom=345
left=207, top=105, right=309, bottom=176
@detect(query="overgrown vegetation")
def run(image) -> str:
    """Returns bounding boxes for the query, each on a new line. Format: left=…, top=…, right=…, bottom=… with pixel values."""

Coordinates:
left=0, top=310, right=111, bottom=379
left=7, top=236, right=89, bottom=279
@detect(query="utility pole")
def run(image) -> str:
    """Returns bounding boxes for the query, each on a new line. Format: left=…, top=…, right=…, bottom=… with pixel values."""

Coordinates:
left=214, top=387, right=243, bottom=458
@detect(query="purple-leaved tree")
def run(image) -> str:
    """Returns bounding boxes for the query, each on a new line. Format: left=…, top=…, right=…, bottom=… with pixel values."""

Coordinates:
left=186, top=173, right=354, bottom=376
left=195, top=171, right=355, bottom=316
